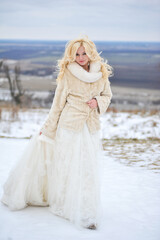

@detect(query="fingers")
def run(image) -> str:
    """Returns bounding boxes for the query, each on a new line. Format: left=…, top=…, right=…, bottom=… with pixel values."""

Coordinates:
left=87, top=103, right=96, bottom=109
left=87, top=98, right=97, bottom=103
left=86, top=99, right=94, bottom=104
left=86, top=98, right=97, bottom=109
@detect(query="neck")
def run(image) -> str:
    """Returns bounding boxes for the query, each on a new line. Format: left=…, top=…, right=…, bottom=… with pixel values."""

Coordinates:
left=82, top=63, right=89, bottom=72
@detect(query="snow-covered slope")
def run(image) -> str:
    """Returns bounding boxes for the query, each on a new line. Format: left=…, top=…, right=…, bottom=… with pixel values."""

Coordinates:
left=0, top=108, right=159, bottom=140
left=0, top=138, right=160, bottom=240
left=0, top=108, right=160, bottom=239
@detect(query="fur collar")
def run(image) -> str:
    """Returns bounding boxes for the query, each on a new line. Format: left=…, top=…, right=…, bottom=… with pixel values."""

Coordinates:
left=67, top=61, right=102, bottom=83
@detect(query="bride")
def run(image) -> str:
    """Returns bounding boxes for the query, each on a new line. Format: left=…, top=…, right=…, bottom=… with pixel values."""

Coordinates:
left=1, top=35, right=113, bottom=230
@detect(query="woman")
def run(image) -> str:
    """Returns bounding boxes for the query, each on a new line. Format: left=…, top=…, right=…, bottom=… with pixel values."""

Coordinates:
left=1, top=36, right=113, bottom=230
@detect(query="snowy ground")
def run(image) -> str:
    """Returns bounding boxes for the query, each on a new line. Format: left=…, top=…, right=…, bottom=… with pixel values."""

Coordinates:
left=0, top=138, right=160, bottom=240
left=1, top=108, right=159, bottom=173
left=0, top=108, right=159, bottom=140
left=102, top=139, right=160, bottom=174
left=0, top=108, right=160, bottom=239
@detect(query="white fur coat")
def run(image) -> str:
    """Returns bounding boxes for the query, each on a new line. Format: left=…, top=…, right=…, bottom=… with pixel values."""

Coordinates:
left=40, top=61, right=112, bottom=140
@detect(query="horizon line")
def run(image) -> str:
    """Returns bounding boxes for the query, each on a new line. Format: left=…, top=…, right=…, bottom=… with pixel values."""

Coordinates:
left=0, top=38, right=160, bottom=43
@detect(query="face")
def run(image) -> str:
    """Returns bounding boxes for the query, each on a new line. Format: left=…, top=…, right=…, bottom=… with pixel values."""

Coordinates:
left=75, top=46, right=90, bottom=66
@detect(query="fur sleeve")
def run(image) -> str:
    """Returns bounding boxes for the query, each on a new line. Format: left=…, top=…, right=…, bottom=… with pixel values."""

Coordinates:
left=94, top=78, right=112, bottom=116
left=40, top=75, right=68, bottom=139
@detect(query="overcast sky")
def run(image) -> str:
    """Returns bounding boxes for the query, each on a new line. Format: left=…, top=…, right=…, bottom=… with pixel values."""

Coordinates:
left=0, top=0, right=160, bottom=42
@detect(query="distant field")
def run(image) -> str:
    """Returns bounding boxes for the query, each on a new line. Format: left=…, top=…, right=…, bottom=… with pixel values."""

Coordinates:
left=0, top=40, right=160, bottom=89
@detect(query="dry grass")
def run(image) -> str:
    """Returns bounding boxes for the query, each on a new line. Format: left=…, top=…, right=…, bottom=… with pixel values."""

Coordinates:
left=0, top=103, right=159, bottom=115
left=107, top=107, right=159, bottom=115
left=102, top=138, right=160, bottom=173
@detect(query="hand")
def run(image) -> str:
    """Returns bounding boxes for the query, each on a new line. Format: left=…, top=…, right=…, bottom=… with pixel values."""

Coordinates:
left=86, top=98, right=98, bottom=109
left=39, top=131, right=42, bottom=135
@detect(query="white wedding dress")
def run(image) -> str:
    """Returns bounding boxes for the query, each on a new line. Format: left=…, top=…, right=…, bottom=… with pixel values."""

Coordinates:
left=1, top=122, right=104, bottom=229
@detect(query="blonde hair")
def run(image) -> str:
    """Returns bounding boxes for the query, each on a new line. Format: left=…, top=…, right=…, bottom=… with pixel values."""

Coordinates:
left=55, top=35, right=114, bottom=83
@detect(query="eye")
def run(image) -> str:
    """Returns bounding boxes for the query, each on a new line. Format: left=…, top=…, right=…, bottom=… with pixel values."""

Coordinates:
left=76, top=53, right=79, bottom=56
left=83, top=52, right=86, bottom=55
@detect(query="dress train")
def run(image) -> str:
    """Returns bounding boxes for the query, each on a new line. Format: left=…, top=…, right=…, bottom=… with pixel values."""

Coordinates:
left=1, top=122, right=104, bottom=229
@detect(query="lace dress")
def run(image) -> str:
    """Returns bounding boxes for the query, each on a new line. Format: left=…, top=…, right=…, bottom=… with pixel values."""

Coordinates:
left=1, top=122, right=103, bottom=229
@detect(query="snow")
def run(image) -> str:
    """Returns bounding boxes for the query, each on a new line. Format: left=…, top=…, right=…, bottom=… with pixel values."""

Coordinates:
left=0, top=108, right=160, bottom=140
left=0, top=108, right=160, bottom=239
left=0, top=108, right=48, bottom=138
left=101, top=111, right=160, bottom=139
left=102, top=139, right=160, bottom=174
left=0, top=89, right=53, bottom=103
left=0, top=138, right=160, bottom=240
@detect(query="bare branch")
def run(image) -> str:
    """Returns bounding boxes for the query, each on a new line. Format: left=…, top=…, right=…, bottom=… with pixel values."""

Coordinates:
left=3, top=64, right=14, bottom=98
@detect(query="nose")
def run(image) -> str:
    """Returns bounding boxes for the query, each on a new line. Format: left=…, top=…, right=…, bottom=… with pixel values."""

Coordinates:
left=79, top=55, right=84, bottom=60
